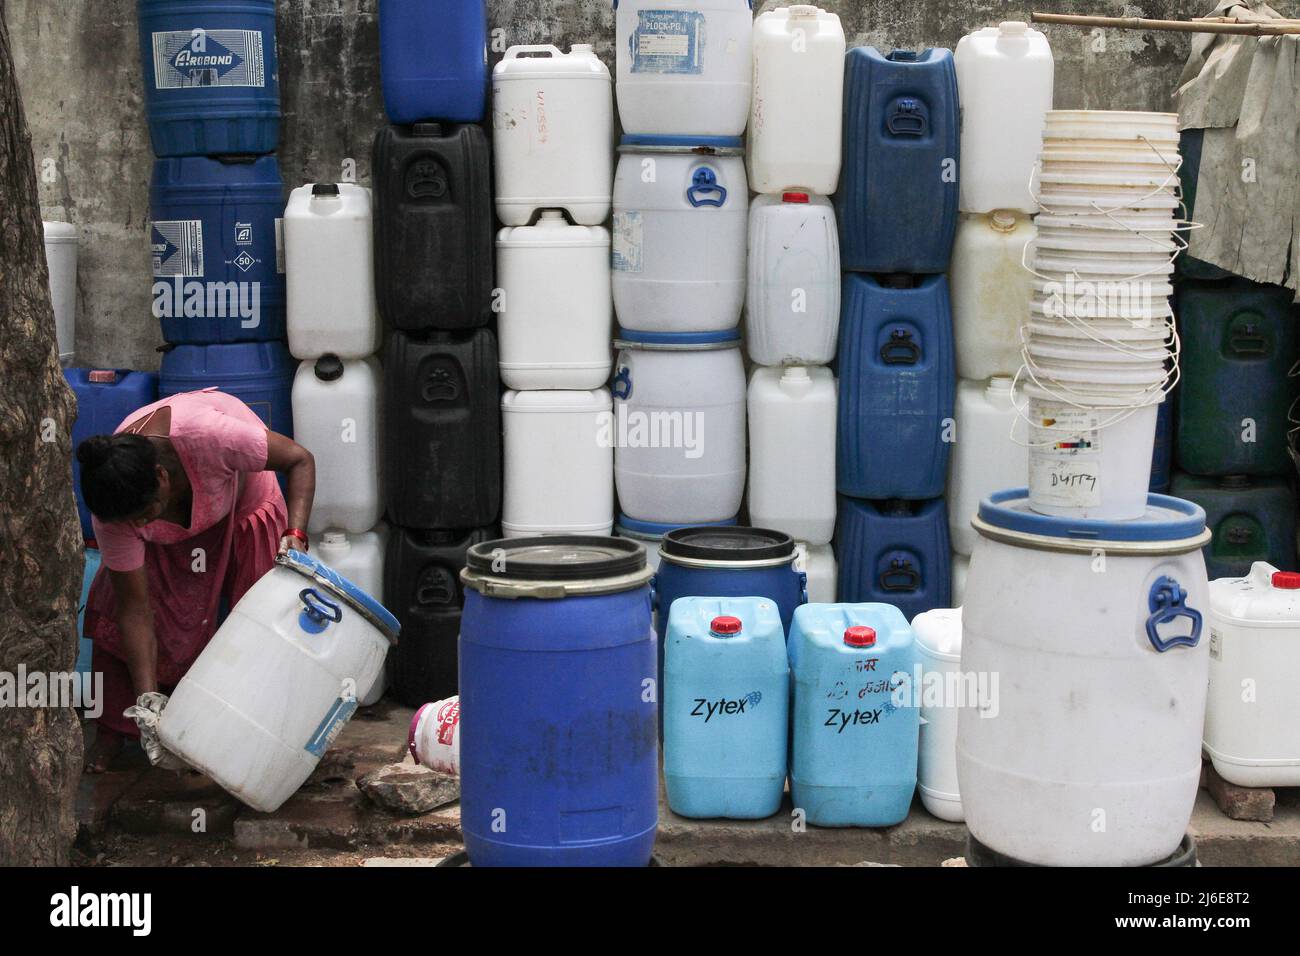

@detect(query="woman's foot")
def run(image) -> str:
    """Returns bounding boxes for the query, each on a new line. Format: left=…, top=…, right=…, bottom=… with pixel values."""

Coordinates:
left=83, top=727, right=125, bottom=774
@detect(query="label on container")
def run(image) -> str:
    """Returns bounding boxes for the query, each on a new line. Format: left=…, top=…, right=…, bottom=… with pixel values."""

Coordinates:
left=1028, top=403, right=1103, bottom=508
left=151, top=220, right=204, bottom=277
left=152, top=29, right=267, bottom=90
left=304, top=695, right=359, bottom=758
left=611, top=211, right=644, bottom=273
left=631, top=10, right=706, bottom=75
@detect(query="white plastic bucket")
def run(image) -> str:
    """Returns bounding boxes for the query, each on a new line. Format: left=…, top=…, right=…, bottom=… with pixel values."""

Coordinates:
left=612, top=139, right=748, bottom=332
left=1037, top=185, right=1181, bottom=212
left=612, top=329, right=746, bottom=524
left=492, top=45, right=613, bottom=227
left=501, top=388, right=614, bottom=537
left=44, top=221, right=78, bottom=364
left=913, top=606, right=965, bottom=822
left=1042, top=109, right=1180, bottom=142
left=496, top=211, right=612, bottom=390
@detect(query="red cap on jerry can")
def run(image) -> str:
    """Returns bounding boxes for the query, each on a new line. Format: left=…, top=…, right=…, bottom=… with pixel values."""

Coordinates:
left=844, top=626, right=877, bottom=647
left=710, top=616, right=742, bottom=635
left=1272, top=571, right=1300, bottom=589
left=782, top=191, right=810, bottom=204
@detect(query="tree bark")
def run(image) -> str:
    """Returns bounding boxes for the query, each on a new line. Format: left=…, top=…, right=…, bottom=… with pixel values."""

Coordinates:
left=0, top=0, right=84, bottom=866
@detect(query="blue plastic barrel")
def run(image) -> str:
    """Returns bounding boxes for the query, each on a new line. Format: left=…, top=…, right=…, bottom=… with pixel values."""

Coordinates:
left=459, top=537, right=658, bottom=866
left=788, top=602, right=919, bottom=827
left=138, top=0, right=280, bottom=157
left=65, top=369, right=160, bottom=540
left=835, top=497, right=951, bottom=621
left=838, top=273, right=954, bottom=499
left=379, top=0, right=488, bottom=124
left=664, top=596, right=789, bottom=820
left=159, top=341, right=295, bottom=438
left=150, top=155, right=286, bottom=344
left=838, top=47, right=959, bottom=274
left=78, top=548, right=102, bottom=676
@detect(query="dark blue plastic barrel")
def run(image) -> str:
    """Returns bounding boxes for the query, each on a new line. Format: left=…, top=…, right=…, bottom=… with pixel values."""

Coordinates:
left=65, top=369, right=160, bottom=540
left=150, top=155, right=286, bottom=344
left=158, top=341, right=295, bottom=437
left=138, top=0, right=280, bottom=157
left=379, top=0, right=488, bottom=124
left=837, top=273, right=954, bottom=499
left=835, top=497, right=951, bottom=621
left=459, top=537, right=658, bottom=867
left=838, top=47, right=959, bottom=274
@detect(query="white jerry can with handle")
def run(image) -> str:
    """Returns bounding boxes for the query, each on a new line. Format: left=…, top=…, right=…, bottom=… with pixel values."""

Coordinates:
left=316, top=526, right=390, bottom=706
left=159, top=551, right=399, bottom=813
left=913, top=606, right=965, bottom=823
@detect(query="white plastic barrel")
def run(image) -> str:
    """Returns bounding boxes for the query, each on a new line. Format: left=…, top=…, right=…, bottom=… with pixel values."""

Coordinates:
left=285, top=184, right=380, bottom=360
left=747, top=366, right=836, bottom=545
left=316, top=526, right=389, bottom=706
left=44, top=221, right=78, bottom=365
left=951, top=552, right=969, bottom=606
left=613, top=330, right=746, bottom=524
left=612, top=139, right=748, bottom=332
left=1204, top=563, right=1300, bottom=788
left=913, top=607, right=964, bottom=823
left=748, top=6, right=845, bottom=194
left=794, top=541, right=837, bottom=604
left=292, top=356, right=383, bottom=535
left=160, top=551, right=399, bottom=813
left=950, top=212, right=1035, bottom=380
left=492, top=45, right=613, bottom=226
left=615, top=0, right=753, bottom=138
left=496, top=212, right=612, bottom=390
left=746, top=193, right=840, bottom=366
left=958, top=490, right=1210, bottom=866
left=501, top=388, right=614, bottom=537
left=954, top=22, right=1054, bottom=214
left=948, top=376, right=1029, bottom=556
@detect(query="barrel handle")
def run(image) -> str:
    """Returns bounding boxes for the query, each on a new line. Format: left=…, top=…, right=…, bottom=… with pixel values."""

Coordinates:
left=687, top=167, right=727, bottom=208
left=300, top=588, right=343, bottom=635
left=503, top=44, right=564, bottom=59
left=612, top=366, right=633, bottom=400
left=880, top=329, right=921, bottom=365
left=1223, top=526, right=1253, bottom=545
left=879, top=559, right=921, bottom=592
left=887, top=98, right=927, bottom=137
left=1145, top=576, right=1202, bottom=653
left=797, top=570, right=809, bottom=606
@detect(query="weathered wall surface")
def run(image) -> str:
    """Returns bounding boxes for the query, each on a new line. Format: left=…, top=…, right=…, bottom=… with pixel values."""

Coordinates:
left=10, top=0, right=1213, bottom=370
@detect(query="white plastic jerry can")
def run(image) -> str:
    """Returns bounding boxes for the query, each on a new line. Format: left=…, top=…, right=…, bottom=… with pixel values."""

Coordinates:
left=949, top=212, right=1036, bottom=381
left=1204, top=563, right=1300, bottom=788
left=947, top=376, right=1029, bottom=556
left=285, top=183, right=380, bottom=360
left=794, top=541, right=837, bottom=604
left=912, top=606, right=965, bottom=822
left=745, top=193, right=840, bottom=367
left=292, top=355, right=384, bottom=535
left=954, top=21, right=1054, bottom=214
left=315, top=526, right=390, bottom=706
left=748, top=6, right=845, bottom=194
left=747, top=366, right=837, bottom=545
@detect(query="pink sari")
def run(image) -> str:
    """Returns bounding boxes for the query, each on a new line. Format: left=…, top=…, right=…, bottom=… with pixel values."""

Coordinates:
left=85, top=389, right=287, bottom=735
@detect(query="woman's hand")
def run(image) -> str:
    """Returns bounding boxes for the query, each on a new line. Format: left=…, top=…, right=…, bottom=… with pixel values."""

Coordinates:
left=279, top=531, right=308, bottom=555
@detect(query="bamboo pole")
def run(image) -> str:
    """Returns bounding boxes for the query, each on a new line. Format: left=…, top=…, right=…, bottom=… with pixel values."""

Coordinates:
left=1031, top=12, right=1300, bottom=35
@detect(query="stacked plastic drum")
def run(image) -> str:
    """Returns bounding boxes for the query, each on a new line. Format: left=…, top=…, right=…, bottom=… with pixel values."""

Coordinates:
left=611, top=0, right=754, bottom=553
left=958, top=113, right=1215, bottom=867
left=947, top=23, right=1051, bottom=605
left=493, top=45, right=616, bottom=540
left=744, top=7, right=844, bottom=603
left=139, top=0, right=294, bottom=438
left=375, top=0, right=499, bottom=706
left=833, top=41, right=959, bottom=621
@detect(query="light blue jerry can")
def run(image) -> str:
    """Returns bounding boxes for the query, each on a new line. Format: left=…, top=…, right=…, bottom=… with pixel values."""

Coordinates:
left=77, top=548, right=101, bottom=676
left=664, top=596, right=790, bottom=820
left=788, top=602, right=919, bottom=826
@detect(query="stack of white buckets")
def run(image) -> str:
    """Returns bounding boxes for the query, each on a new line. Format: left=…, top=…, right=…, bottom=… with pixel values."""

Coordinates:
left=608, top=3, right=843, bottom=598
left=1020, top=110, right=1182, bottom=520
left=283, top=182, right=388, bottom=704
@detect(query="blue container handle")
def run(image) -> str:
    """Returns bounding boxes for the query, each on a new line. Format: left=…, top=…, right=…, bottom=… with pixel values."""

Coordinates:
left=880, top=559, right=921, bottom=593
left=1145, top=576, right=1202, bottom=652
left=612, top=366, right=633, bottom=400
left=687, top=167, right=727, bottom=208
left=797, top=570, right=809, bottom=606
left=299, top=587, right=343, bottom=634
left=880, top=329, right=922, bottom=365
left=887, top=98, right=928, bottom=137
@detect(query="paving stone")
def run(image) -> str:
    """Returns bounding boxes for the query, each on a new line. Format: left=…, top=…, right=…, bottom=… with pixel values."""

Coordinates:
left=357, top=763, right=460, bottom=814
left=361, top=856, right=449, bottom=867
left=1204, top=764, right=1276, bottom=823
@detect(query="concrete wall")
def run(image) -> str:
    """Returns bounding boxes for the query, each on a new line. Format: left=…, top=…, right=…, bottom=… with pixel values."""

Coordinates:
left=10, top=0, right=1211, bottom=370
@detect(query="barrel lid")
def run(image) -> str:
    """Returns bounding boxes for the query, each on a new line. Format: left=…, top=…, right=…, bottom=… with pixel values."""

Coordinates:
left=461, top=536, right=652, bottom=599
left=616, top=514, right=738, bottom=540
left=661, top=526, right=796, bottom=563
left=277, top=549, right=400, bottom=644
left=618, top=134, right=744, bottom=154
left=615, top=328, right=742, bottom=350
left=975, top=489, right=1208, bottom=548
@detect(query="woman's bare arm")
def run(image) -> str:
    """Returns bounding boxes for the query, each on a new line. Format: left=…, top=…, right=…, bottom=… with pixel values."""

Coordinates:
left=109, top=566, right=158, bottom=696
left=265, top=431, right=315, bottom=548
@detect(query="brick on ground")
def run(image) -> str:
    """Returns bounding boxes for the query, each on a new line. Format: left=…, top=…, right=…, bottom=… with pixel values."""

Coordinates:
left=1204, top=764, right=1276, bottom=823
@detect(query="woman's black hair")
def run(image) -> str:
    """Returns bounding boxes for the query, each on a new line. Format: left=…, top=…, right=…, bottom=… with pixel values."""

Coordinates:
left=76, top=434, right=161, bottom=523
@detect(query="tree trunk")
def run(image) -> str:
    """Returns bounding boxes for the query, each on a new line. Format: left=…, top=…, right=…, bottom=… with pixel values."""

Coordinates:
left=0, top=0, right=84, bottom=866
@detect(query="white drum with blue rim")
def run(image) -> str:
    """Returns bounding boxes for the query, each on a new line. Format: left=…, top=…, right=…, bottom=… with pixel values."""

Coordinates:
left=160, top=551, right=399, bottom=813
left=957, top=489, right=1210, bottom=866
left=612, top=137, right=748, bottom=333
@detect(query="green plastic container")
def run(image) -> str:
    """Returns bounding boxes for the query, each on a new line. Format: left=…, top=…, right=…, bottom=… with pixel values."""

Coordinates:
left=1169, top=472, right=1297, bottom=579
left=1175, top=278, right=1299, bottom=477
